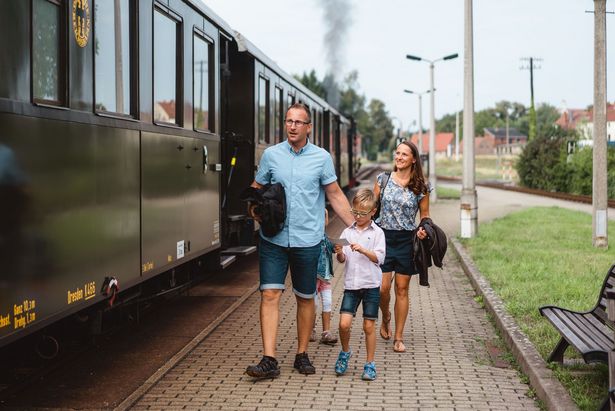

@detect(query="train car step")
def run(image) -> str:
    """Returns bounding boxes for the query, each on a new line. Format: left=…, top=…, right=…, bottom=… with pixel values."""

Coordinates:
left=221, top=246, right=257, bottom=256
left=220, top=255, right=237, bottom=269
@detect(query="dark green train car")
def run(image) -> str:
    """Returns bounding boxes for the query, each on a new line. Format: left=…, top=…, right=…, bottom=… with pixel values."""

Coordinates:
left=0, top=0, right=226, bottom=348
left=0, top=0, right=358, bottom=349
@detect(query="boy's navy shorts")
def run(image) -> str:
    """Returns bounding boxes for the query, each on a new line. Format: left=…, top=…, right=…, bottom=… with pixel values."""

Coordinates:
left=340, top=287, right=380, bottom=320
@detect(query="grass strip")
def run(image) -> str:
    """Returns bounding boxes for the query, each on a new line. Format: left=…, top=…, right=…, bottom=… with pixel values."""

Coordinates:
left=460, top=206, right=614, bottom=411
left=436, top=185, right=460, bottom=199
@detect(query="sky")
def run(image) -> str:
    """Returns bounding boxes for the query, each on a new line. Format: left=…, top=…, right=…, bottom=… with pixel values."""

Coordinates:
left=202, top=0, right=614, bottom=133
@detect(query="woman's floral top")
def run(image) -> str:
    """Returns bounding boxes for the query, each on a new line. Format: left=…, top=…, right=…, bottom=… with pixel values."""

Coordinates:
left=375, top=172, right=430, bottom=231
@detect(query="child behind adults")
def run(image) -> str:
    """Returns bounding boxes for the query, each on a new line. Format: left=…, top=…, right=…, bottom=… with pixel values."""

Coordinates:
left=311, top=209, right=338, bottom=345
left=333, top=188, right=386, bottom=381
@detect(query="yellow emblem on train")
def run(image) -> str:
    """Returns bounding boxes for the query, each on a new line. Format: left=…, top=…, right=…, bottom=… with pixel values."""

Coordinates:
left=72, top=0, right=91, bottom=48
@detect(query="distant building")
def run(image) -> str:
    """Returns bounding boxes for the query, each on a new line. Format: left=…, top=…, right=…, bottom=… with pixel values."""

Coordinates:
left=483, top=127, right=527, bottom=155
left=410, top=132, right=455, bottom=158
left=154, top=100, right=176, bottom=124
left=581, top=103, right=615, bottom=144
left=473, top=134, right=496, bottom=155
left=555, top=108, right=590, bottom=131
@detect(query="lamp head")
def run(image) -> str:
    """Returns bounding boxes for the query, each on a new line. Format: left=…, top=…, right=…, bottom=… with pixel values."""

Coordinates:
left=406, top=54, right=422, bottom=61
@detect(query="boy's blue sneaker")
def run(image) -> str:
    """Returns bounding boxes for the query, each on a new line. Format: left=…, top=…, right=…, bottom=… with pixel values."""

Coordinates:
left=335, top=350, right=352, bottom=376
left=361, top=361, right=377, bottom=381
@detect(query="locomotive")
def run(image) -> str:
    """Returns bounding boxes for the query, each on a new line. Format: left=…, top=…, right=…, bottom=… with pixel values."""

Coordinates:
left=0, top=0, right=358, bottom=349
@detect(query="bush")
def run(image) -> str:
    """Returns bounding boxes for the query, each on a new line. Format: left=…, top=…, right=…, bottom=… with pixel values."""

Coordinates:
left=567, top=147, right=593, bottom=195
left=517, top=135, right=570, bottom=191
left=517, top=136, right=615, bottom=199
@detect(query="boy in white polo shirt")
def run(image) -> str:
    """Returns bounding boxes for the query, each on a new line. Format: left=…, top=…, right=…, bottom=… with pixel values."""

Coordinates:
left=333, top=188, right=386, bottom=381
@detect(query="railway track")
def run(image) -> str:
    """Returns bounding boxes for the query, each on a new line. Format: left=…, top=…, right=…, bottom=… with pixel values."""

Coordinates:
left=438, top=175, right=615, bottom=208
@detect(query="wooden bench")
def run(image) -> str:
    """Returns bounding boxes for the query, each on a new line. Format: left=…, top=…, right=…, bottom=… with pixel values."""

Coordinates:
left=607, top=290, right=615, bottom=411
left=539, top=264, right=615, bottom=365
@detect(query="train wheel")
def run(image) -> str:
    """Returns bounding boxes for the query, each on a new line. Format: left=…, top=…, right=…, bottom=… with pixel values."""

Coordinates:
left=34, top=334, right=59, bottom=360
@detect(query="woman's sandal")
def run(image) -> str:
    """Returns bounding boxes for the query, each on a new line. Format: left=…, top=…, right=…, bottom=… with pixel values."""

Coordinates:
left=393, top=339, right=406, bottom=353
left=380, top=311, right=392, bottom=340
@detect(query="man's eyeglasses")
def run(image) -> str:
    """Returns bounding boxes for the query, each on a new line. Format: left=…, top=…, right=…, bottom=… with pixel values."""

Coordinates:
left=285, top=119, right=310, bottom=127
left=350, top=208, right=371, bottom=217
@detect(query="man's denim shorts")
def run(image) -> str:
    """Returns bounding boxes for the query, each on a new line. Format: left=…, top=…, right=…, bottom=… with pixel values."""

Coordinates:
left=380, top=229, right=418, bottom=275
left=340, top=287, right=380, bottom=320
left=259, top=238, right=320, bottom=299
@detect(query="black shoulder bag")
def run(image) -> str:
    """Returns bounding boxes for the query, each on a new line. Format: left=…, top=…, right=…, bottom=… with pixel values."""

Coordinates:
left=374, top=172, right=391, bottom=222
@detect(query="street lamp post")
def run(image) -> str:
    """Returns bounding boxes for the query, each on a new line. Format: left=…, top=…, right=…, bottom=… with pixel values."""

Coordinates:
left=391, top=116, right=403, bottom=147
left=406, top=52, right=458, bottom=202
left=403, top=89, right=431, bottom=157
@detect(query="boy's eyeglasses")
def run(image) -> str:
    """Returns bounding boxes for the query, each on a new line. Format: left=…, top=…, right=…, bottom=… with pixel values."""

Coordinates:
left=285, top=119, right=310, bottom=127
left=350, top=208, right=371, bottom=217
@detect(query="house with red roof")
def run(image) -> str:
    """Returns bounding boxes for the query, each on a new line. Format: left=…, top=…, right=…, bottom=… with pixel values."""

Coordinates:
left=409, top=132, right=455, bottom=158
left=555, top=108, right=590, bottom=131
left=582, top=103, right=615, bottom=144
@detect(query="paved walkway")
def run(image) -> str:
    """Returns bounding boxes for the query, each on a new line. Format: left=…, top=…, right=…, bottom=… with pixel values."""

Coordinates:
left=129, top=191, right=540, bottom=410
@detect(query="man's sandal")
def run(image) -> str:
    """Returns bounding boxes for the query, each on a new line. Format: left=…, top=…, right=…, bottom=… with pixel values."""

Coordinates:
left=393, top=340, right=406, bottom=353
left=380, top=311, right=392, bottom=340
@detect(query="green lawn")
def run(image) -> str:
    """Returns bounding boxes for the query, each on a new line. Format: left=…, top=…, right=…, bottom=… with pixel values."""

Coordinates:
left=437, top=155, right=519, bottom=183
left=460, top=207, right=614, bottom=410
left=436, top=185, right=460, bottom=199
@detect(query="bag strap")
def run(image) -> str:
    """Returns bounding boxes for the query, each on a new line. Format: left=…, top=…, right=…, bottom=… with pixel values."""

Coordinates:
left=380, top=172, right=391, bottom=202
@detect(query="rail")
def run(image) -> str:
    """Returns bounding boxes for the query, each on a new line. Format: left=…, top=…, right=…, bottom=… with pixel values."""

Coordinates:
left=438, top=176, right=615, bottom=208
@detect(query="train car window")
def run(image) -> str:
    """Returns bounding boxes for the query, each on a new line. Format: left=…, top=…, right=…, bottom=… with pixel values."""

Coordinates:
left=153, top=8, right=180, bottom=125
left=32, top=0, right=66, bottom=105
left=318, top=112, right=324, bottom=146
left=258, top=76, right=270, bottom=144
left=274, top=86, right=283, bottom=142
left=94, top=0, right=132, bottom=115
left=193, top=33, right=212, bottom=132
left=288, top=92, right=295, bottom=105
left=311, top=108, right=317, bottom=144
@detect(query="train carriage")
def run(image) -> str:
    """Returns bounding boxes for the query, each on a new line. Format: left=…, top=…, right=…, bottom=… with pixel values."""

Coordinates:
left=0, top=0, right=358, bottom=350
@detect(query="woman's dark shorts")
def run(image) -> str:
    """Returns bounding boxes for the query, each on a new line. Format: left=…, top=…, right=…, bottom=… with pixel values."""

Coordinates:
left=380, top=229, right=417, bottom=275
left=340, top=287, right=380, bottom=320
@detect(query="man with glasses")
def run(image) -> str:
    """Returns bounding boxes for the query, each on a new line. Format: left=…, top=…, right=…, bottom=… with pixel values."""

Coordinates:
left=245, top=103, right=354, bottom=379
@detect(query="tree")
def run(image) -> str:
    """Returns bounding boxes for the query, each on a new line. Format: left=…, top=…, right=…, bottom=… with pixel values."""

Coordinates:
left=338, top=71, right=369, bottom=152
left=366, top=99, right=394, bottom=157
left=294, top=69, right=326, bottom=99
left=535, top=103, right=560, bottom=136
left=294, top=69, right=397, bottom=160
left=436, top=112, right=457, bottom=133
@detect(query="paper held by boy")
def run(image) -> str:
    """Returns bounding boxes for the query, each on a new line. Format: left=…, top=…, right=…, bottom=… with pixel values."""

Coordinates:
left=328, top=237, right=350, bottom=246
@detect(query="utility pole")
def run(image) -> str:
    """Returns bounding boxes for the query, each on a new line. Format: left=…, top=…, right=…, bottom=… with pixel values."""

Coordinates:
left=505, top=108, right=510, bottom=154
left=455, top=109, right=460, bottom=161
left=114, top=0, right=124, bottom=113
left=461, top=0, right=478, bottom=238
left=592, top=0, right=608, bottom=248
left=520, top=57, right=542, bottom=140
left=418, top=94, right=424, bottom=155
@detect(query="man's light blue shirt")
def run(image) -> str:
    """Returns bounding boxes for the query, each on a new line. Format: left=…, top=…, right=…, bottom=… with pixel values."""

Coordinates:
left=255, top=140, right=337, bottom=248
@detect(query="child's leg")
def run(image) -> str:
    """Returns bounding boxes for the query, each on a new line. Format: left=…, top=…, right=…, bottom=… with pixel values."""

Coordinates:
left=313, top=291, right=321, bottom=327
left=363, top=318, right=376, bottom=362
left=338, top=313, right=353, bottom=352
left=320, top=288, right=332, bottom=332
left=363, top=287, right=380, bottom=362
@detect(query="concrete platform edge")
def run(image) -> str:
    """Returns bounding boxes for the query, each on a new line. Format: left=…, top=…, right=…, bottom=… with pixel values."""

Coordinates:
left=451, top=238, right=579, bottom=411
left=113, top=282, right=261, bottom=411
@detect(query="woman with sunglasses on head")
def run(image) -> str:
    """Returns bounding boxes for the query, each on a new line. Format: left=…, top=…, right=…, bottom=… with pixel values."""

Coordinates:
left=373, top=140, right=430, bottom=353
